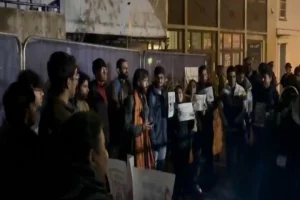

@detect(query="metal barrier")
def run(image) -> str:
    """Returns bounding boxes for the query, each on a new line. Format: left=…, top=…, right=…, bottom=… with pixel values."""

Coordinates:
left=0, top=32, right=22, bottom=120
left=142, top=51, right=206, bottom=84
left=23, top=36, right=142, bottom=81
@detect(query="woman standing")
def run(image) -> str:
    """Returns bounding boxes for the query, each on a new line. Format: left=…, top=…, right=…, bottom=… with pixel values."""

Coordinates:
left=124, top=69, right=154, bottom=169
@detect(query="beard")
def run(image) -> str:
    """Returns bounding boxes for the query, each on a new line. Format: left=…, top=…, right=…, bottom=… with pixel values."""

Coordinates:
left=119, top=73, right=128, bottom=79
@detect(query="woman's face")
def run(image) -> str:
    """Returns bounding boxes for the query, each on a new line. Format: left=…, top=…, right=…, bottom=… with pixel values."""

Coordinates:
left=139, top=77, right=149, bottom=93
left=176, top=88, right=184, bottom=103
left=79, top=80, right=89, bottom=99
left=191, top=82, right=197, bottom=94
left=199, top=69, right=208, bottom=83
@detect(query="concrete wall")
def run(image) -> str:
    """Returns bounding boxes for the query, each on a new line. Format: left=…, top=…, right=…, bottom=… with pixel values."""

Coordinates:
left=61, top=0, right=166, bottom=37
left=0, top=7, right=65, bottom=42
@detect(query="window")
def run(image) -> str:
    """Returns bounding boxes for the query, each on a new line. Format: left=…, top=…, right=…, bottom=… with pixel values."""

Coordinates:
left=280, top=0, right=287, bottom=19
left=188, top=31, right=214, bottom=50
left=219, top=33, right=244, bottom=66
left=166, top=30, right=183, bottom=51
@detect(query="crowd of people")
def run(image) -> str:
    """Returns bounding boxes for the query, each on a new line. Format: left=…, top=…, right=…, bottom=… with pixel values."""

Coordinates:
left=0, top=51, right=300, bottom=200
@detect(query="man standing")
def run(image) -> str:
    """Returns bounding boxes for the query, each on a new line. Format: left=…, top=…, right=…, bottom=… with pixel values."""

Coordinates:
left=280, top=62, right=293, bottom=88
left=88, top=58, right=109, bottom=149
left=17, top=69, right=44, bottom=133
left=0, top=82, right=39, bottom=198
left=147, top=66, right=168, bottom=171
left=107, top=58, right=131, bottom=159
left=39, top=52, right=78, bottom=137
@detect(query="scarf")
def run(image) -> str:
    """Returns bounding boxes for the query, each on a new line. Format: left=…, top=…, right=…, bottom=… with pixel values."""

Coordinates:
left=133, top=91, right=154, bottom=169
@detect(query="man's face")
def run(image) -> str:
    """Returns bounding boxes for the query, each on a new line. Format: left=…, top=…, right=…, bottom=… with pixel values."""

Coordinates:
left=296, top=72, right=300, bottom=82
left=216, top=67, right=224, bottom=76
left=199, top=69, right=208, bottom=83
left=68, top=68, right=79, bottom=98
left=261, top=74, right=272, bottom=88
left=119, top=62, right=129, bottom=79
left=286, top=67, right=292, bottom=74
left=237, top=73, right=245, bottom=84
left=139, top=77, right=149, bottom=93
left=155, top=74, right=165, bottom=88
left=90, top=130, right=108, bottom=183
left=79, top=80, right=89, bottom=99
left=243, top=59, right=252, bottom=72
left=97, top=67, right=108, bottom=82
left=33, top=88, right=44, bottom=107
left=227, top=71, right=236, bottom=87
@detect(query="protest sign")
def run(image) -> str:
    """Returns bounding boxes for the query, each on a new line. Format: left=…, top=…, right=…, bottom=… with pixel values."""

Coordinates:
left=168, top=92, right=175, bottom=118
left=177, top=102, right=194, bottom=121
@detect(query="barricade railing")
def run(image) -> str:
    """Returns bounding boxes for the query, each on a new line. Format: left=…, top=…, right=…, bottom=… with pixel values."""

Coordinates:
left=0, top=32, right=22, bottom=119
left=142, top=51, right=206, bottom=86
left=23, top=36, right=142, bottom=82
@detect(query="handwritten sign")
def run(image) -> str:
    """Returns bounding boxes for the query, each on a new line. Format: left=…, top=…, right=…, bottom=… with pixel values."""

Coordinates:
left=107, top=159, right=128, bottom=200
left=168, top=92, right=175, bottom=118
left=132, top=167, right=175, bottom=200
left=177, top=103, right=195, bottom=121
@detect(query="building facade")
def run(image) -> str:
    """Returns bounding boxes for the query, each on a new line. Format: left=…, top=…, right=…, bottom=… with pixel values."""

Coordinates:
left=151, top=0, right=268, bottom=71
left=267, top=0, right=300, bottom=79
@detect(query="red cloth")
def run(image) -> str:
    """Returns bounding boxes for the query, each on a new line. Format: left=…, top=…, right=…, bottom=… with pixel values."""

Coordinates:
left=97, top=83, right=108, bottom=104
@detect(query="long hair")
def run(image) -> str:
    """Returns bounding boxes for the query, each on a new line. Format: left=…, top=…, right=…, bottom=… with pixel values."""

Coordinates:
left=132, top=68, right=149, bottom=89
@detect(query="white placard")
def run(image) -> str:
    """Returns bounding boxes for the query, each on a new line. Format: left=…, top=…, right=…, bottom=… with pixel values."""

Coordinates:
left=107, top=159, right=128, bottom=200
left=253, top=102, right=266, bottom=127
left=132, top=167, right=175, bottom=200
left=193, top=94, right=206, bottom=111
left=177, top=103, right=195, bottom=121
left=168, top=92, right=176, bottom=118
left=201, top=86, right=214, bottom=103
left=127, top=155, right=134, bottom=195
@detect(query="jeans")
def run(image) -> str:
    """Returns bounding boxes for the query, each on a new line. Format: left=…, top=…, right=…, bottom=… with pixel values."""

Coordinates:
left=153, top=146, right=167, bottom=171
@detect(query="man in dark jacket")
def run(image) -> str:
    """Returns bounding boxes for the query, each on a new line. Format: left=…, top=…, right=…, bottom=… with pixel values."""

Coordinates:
left=88, top=58, right=110, bottom=149
left=39, top=51, right=78, bottom=137
left=107, top=58, right=131, bottom=158
left=147, top=66, right=168, bottom=171
left=0, top=82, right=39, bottom=199
left=280, top=62, right=293, bottom=88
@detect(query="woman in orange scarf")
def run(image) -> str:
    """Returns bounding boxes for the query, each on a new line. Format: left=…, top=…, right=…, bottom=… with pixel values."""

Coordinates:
left=124, top=69, right=154, bottom=169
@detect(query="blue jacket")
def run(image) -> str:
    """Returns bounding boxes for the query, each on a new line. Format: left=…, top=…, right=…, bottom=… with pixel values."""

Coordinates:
left=147, top=85, right=168, bottom=149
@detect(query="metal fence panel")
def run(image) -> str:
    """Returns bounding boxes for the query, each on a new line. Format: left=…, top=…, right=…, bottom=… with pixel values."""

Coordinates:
left=0, top=33, right=22, bottom=120
left=143, top=51, right=206, bottom=84
left=24, top=37, right=141, bottom=82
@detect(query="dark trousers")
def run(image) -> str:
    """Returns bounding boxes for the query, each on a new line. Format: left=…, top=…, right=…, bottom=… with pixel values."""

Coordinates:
left=172, top=148, right=192, bottom=197
left=193, top=122, right=214, bottom=186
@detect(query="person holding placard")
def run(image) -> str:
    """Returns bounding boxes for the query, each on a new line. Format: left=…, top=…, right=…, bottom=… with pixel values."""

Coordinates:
left=169, top=85, right=203, bottom=199
left=193, top=65, right=217, bottom=190
left=218, top=66, right=247, bottom=197
left=250, top=65, right=279, bottom=200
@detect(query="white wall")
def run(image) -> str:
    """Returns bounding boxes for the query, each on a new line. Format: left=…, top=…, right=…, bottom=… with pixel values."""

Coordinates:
left=61, top=0, right=166, bottom=37
left=276, top=0, right=300, bottom=68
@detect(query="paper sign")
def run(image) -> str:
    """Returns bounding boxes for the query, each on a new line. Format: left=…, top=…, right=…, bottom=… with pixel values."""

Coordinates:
left=276, top=155, right=287, bottom=168
left=132, top=167, right=175, bottom=200
left=193, top=94, right=206, bottom=111
left=168, top=92, right=175, bottom=118
left=253, top=102, right=266, bottom=127
left=107, top=159, right=128, bottom=200
left=177, top=103, right=195, bottom=121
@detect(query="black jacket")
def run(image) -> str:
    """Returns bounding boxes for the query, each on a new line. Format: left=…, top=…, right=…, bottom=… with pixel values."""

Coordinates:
left=0, top=123, right=39, bottom=199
